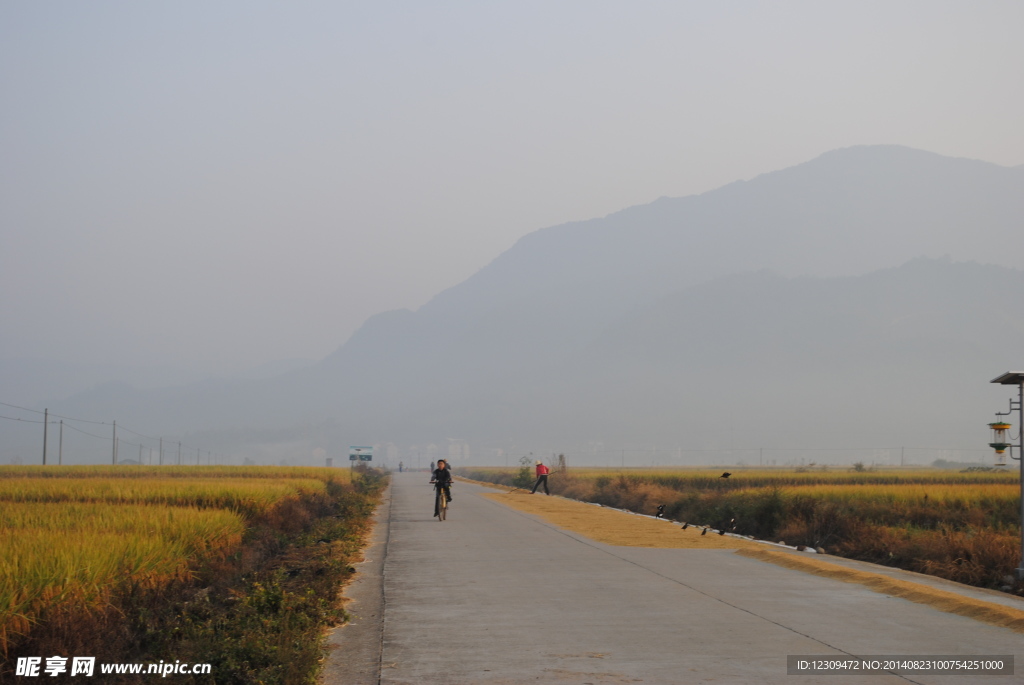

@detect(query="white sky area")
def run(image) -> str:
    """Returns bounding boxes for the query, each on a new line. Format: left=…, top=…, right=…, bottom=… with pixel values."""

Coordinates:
left=2, top=1, right=1023, bottom=374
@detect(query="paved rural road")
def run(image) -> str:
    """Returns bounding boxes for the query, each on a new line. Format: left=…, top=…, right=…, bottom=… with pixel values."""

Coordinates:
left=324, top=473, right=1023, bottom=684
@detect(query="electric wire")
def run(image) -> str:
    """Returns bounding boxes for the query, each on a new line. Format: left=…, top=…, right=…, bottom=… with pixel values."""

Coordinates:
left=0, top=401, right=46, bottom=415
left=0, top=414, right=46, bottom=424
left=61, top=422, right=110, bottom=441
left=3, top=399, right=219, bottom=463
left=116, top=425, right=160, bottom=440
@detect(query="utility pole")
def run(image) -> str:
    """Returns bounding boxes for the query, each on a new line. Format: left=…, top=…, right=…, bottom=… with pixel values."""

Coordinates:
left=159, top=437, right=163, bottom=465
left=112, top=421, right=117, bottom=465
left=990, top=372, right=1024, bottom=580
left=177, top=441, right=181, bottom=465
left=139, top=444, right=143, bottom=465
left=59, top=420, right=63, bottom=465
left=42, top=408, right=48, bottom=465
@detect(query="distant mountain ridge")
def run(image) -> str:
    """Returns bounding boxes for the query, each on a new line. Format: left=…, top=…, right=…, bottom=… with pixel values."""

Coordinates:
left=28, top=146, right=1024, bottom=465
left=318, top=145, right=1024, bottom=389
left=413, top=145, right=1022, bottom=313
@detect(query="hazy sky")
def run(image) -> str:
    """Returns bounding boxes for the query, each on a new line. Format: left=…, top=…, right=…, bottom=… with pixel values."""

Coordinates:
left=3, top=1, right=1022, bottom=374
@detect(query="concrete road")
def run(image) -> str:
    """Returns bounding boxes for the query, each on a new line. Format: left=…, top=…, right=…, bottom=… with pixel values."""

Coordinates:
left=325, top=473, right=1022, bottom=684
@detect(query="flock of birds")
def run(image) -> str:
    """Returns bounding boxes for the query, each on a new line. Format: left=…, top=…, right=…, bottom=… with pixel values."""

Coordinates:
left=677, top=518, right=737, bottom=536
left=656, top=472, right=736, bottom=537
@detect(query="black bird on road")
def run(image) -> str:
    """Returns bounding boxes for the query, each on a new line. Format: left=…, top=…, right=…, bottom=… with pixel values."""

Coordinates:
left=701, top=527, right=708, bottom=536
left=681, top=522, right=689, bottom=530
left=720, top=472, right=731, bottom=479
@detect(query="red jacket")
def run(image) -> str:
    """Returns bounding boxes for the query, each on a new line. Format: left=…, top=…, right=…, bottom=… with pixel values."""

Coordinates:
left=536, top=464, right=550, bottom=476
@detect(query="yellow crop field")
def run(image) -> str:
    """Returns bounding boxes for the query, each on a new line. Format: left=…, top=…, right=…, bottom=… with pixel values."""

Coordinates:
left=0, top=465, right=358, bottom=656
left=0, top=502, right=245, bottom=652
left=0, top=464, right=350, bottom=482
left=0, top=477, right=325, bottom=518
left=560, top=466, right=1019, bottom=487
left=767, top=482, right=1019, bottom=505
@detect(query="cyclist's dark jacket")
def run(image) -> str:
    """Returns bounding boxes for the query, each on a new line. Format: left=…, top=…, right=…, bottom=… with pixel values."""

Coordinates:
left=432, top=467, right=452, bottom=486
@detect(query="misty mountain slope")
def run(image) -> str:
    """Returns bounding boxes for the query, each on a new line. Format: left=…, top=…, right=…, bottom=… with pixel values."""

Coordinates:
left=298, top=259, right=1024, bottom=450
left=592, top=258, right=1023, bottom=370
left=35, top=146, right=1024, bottom=459
left=499, top=258, right=1024, bottom=447
left=310, top=145, right=1024, bottom=400
left=415, top=145, right=1023, bottom=319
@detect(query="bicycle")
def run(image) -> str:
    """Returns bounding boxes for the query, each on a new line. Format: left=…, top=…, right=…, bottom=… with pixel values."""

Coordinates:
left=433, top=481, right=450, bottom=521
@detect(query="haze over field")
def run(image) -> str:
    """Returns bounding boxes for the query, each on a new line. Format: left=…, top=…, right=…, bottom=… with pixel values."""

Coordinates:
left=2, top=3, right=1024, bottom=466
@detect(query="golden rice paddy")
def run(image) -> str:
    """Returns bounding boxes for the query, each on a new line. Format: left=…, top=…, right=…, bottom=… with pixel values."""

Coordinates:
left=0, top=465, right=349, bottom=654
left=0, top=477, right=325, bottom=517
left=563, top=466, right=1019, bottom=486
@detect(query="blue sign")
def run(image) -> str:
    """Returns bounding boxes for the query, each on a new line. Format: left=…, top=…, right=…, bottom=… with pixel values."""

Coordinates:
left=349, top=446, right=373, bottom=462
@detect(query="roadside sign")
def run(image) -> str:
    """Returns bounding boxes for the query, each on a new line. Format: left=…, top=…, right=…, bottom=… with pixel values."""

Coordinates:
left=349, top=446, right=373, bottom=462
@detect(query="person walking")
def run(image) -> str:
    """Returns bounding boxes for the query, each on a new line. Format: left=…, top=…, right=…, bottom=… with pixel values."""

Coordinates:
left=531, top=460, right=551, bottom=495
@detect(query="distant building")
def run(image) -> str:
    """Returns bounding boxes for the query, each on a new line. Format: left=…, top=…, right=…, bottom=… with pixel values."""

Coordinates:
left=447, top=438, right=470, bottom=462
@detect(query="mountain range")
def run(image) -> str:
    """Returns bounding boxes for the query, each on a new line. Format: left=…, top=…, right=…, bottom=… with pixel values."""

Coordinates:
left=15, top=145, right=1024, bottom=466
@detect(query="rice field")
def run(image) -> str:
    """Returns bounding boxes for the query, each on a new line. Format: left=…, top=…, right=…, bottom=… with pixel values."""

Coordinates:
left=0, top=502, right=245, bottom=652
left=0, top=477, right=326, bottom=518
left=0, top=464, right=350, bottom=482
left=0, top=465, right=352, bottom=656
left=564, top=466, right=1018, bottom=488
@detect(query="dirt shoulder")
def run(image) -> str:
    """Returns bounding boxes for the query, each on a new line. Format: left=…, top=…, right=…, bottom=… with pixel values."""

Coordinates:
left=478, top=486, right=759, bottom=549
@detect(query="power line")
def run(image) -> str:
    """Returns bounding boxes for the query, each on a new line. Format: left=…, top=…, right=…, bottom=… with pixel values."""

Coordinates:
left=0, top=414, right=46, bottom=424
left=2, top=398, right=235, bottom=466
left=0, top=400, right=112, bottom=426
left=54, top=424, right=200, bottom=458
left=50, top=412, right=109, bottom=425
left=61, top=423, right=110, bottom=441
left=0, top=401, right=46, bottom=415
left=116, top=424, right=160, bottom=441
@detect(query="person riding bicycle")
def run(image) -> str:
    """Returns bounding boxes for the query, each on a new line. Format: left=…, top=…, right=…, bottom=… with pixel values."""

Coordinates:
left=430, top=458, right=453, bottom=517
